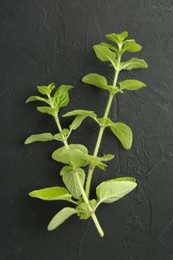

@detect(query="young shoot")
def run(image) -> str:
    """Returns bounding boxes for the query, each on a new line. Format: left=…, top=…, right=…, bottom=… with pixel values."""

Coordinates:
left=25, top=31, right=148, bottom=237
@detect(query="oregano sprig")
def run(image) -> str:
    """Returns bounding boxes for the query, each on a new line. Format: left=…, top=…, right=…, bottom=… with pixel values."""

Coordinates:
left=25, top=31, right=148, bottom=237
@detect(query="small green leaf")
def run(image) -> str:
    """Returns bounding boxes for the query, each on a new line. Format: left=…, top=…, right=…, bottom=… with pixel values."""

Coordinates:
left=110, top=122, right=133, bottom=150
left=37, top=83, right=55, bottom=96
left=54, top=85, right=73, bottom=98
left=63, top=110, right=97, bottom=130
left=119, top=79, right=146, bottom=91
left=63, top=109, right=96, bottom=119
left=82, top=73, right=110, bottom=91
left=53, top=85, right=73, bottom=109
left=99, top=42, right=117, bottom=52
left=26, top=96, right=48, bottom=104
left=122, top=42, right=142, bottom=53
left=106, top=32, right=128, bottom=46
left=77, top=199, right=96, bottom=220
left=93, top=45, right=116, bottom=63
left=85, top=154, right=114, bottom=170
left=54, top=129, right=70, bottom=141
left=60, top=166, right=85, bottom=199
left=29, top=186, right=72, bottom=201
left=25, top=133, right=54, bottom=144
left=37, top=106, right=58, bottom=116
left=52, top=144, right=88, bottom=167
left=96, top=177, right=137, bottom=204
left=47, top=207, right=77, bottom=231
left=120, top=58, right=148, bottom=71
left=69, top=115, right=88, bottom=131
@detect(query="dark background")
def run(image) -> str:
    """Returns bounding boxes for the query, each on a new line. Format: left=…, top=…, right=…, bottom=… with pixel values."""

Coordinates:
left=0, top=0, right=173, bottom=259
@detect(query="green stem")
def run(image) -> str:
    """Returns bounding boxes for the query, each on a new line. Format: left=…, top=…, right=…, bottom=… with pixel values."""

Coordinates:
left=54, top=115, right=69, bottom=149
left=85, top=57, right=121, bottom=198
left=53, top=112, right=104, bottom=237
left=74, top=170, right=104, bottom=237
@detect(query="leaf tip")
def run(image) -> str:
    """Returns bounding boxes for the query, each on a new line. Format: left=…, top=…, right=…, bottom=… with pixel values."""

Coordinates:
left=28, top=191, right=34, bottom=197
left=24, top=138, right=29, bottom=145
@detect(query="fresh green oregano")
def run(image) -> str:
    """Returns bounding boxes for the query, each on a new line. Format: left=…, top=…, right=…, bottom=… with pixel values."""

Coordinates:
left=25, top=31, right=148, bottom=237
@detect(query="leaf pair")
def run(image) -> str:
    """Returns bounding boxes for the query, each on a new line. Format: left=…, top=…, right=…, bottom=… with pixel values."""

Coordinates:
left=63, top=109, right=133, bottom=150
left=29, top=176, right=137, bottom=231
left=26, top=84, right=73, bottom=116
left=82, top=73, right=146, bottom=93
left=91, top=31, right=148, bottom=71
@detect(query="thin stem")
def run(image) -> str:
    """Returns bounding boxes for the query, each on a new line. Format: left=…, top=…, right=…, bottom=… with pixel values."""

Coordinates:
left=85, top=56, right=121, bottom=198
left=74, top=170, right=104, bottom=237
left=53, top=112, right=104, bottom=236
left=53, top=115, right=69, bottom=149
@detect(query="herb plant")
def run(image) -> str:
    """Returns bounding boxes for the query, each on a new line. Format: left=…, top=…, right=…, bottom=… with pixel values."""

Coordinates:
left=25, top=31, right=148, bottom=237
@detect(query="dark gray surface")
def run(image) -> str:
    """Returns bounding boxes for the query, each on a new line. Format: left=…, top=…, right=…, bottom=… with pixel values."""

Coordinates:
left=0, top=0, right=173, bottom=259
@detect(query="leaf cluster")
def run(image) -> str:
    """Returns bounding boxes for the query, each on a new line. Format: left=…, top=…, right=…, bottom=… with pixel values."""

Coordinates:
left=25, top=31, right=148, bottom=236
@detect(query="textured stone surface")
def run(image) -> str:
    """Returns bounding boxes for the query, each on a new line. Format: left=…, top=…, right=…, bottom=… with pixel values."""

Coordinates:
left=0, top=0, right=173, bottom=259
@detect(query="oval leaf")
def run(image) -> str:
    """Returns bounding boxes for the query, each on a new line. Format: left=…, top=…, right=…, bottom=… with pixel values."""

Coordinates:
left=93, top=45, right=116, bottom=63
left=122, top=42, right=142, bottom=53
left=37, top=106, right=58, bottom=116
left=25, top=133, right=54, bottom=144
left=100, top=42, right=117, bottom=52
left=120, top=58, right=148, bottom=71
left=82, top=73, right=109, bottom=91
left=61, top=166, right=85, bottom=199
left=52, top=144, right=88, bottom=167
left=48, top=207, right=77, bottom=231
left=96, top=177, right=137, bottom=204
left=29, top=186, right=72, bottom=201
left=119, top=79, right=146, bottom=91
left=110, top=122, right=133, bottom=150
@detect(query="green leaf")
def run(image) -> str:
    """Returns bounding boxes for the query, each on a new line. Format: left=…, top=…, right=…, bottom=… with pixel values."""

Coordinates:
left=26, top=96, right=48, bottom=104
left=37, top=83, right=55, bottom=96
left=96, top=177, right=137, bottom=204
left=54, top=129, right=70, bottom=141
left=25, top=133, right=54, bottom=144
left=63, top=110, right=97, bottom=130
left=98, top=117, right=113, bottom=127
left=69, top=115, right=88, bottom=131
left=60, top=166, right=85, bottom=199
left=85, top=154, right=114, bottom=170
left=47, top=207, right=77, bottom=231
left=122, top=42, right=142, bottom=53
left=106, top=32, right=128, bottom=46
left=52, top=144, right=88, bottom=167
left=53, top=85, right=73, bottom=109
left=37, top=106, right=58, bottom=116
left=120, top=58, right=148, bottom=71
left=77, top=199, right=97, bottom=220
left=82, top=73, right=110, bottom=91
left=119, top=79, right=146, bottom=91
left=110, top=122, right=133, bottom=150
left=99, top=42, right=117, bottom=52
left=54, top=85, right=73, bottom=98
left=63, top=109, right=96, bottom=119
left=93, top=45, right=116, bottom=63
left=29, top=186, right=72, bottom=201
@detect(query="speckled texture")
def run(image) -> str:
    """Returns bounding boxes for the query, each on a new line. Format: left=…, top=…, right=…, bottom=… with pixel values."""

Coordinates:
left=0, top=0, right=173, bottom=259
